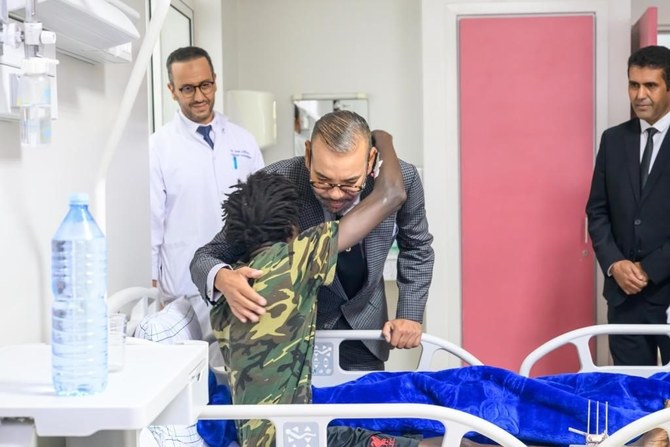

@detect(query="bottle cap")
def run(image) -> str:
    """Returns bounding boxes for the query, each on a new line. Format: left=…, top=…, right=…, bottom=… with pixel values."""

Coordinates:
left=68, top=192, right=90, bottom=205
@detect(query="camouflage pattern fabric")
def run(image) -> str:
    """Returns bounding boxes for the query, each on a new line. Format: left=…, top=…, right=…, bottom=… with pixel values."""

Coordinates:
left=211, top=221, right=339, bottom=447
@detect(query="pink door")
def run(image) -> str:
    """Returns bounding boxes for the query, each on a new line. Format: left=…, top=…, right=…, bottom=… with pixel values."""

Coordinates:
left=632, top=7, right=658, bottom=50
left=459, top=15, right=596, bottom=375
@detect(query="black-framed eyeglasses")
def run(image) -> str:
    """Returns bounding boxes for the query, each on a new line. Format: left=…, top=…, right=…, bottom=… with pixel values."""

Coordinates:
left=309, top=180, right=366, bottom=194
left=178, top=80, right=215, bottom=97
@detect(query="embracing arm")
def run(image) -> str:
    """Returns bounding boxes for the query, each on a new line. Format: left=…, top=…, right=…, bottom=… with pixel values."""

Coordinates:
left=189, top=229, right=266, bottom=322
left=338, top=130, right=406, bottom=251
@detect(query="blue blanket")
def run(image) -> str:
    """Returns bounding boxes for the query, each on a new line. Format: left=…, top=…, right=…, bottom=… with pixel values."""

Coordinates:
left=198, top=366, right=670, bottom=446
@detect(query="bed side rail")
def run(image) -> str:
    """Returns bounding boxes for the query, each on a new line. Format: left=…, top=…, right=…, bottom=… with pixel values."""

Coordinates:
left=519, top=324, right=670, bottom=377
left=313, top=330, right=483, bottom=387
left=597, top=407, right=670, bottom=447
left=199, top=403, right=527, bottom=447
left=107, top=287, right=159, bottom=336
left=107, top=286, right=158, bottom=313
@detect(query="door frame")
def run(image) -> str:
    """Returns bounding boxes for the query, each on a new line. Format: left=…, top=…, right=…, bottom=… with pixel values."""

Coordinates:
left=421, top=0, right=632, bottom=367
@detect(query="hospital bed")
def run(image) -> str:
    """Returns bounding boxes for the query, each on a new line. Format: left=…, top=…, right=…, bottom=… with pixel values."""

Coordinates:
left=201, top=330, right=515, bottom=447
left=235, top=324, right=670, bottom=447
left=109, top=290, right=670, bottom=447
left=108, top=287, right=520, bottom=447
left=199, top=403, right=527, bottom=447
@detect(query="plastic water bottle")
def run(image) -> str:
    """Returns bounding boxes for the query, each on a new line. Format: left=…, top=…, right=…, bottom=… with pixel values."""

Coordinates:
left=19, top=58, right=52, bottom=147
left=51, top=193, right=108, bottom=396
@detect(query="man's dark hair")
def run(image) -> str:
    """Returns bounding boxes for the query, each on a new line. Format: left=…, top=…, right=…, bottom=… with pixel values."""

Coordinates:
left=222, top=171, right=300, bottom=262
left=311, top=110, right=372, bottom=153
left=628, top=45, right=670, bottom=91
left=166, top=46, right=215, bottom=85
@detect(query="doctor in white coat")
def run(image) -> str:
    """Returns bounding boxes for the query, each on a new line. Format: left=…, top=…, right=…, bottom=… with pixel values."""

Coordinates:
left=149, top=46, right=264, bottom=337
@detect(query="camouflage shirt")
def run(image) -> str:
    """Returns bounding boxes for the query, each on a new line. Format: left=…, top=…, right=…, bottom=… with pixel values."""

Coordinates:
left=210, top=221, right=339, bottom=447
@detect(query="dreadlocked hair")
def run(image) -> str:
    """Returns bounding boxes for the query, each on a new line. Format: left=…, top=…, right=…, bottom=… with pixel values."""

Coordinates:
left=222, top=171, right=300, bottom=262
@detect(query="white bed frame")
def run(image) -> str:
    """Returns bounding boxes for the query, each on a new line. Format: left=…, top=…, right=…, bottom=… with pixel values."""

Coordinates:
left=108, top=287, right=516, bottom=447
left=212, top=324, right=669, bottom=447
left=520, top=324, right=670, bottom=447
left=598, top=407, right=670, bottom=447
left=199, top=403, right=528, bottom=447
left=306, top=329, right=482, bottom=387
left=519, top=324, right=670, bottom=377
left=205, top=330, right=492, bottom=447
left=107, top=286, right=159, bottom=336
left=110, top=289, right=670, bottom=447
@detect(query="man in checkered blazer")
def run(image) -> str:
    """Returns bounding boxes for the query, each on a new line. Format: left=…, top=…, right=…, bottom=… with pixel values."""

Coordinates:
left=190, top=111, right=434, bottom=370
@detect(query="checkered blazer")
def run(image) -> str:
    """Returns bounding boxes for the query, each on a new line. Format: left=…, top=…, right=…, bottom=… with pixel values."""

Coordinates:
left=190, top=156, right=434, bottom=361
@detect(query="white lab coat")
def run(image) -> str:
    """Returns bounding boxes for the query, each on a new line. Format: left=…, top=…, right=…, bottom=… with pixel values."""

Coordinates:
left=150, top=110, right=264, bottom=302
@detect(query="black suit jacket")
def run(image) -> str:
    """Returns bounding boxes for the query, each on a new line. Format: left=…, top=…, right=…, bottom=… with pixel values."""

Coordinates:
left=586, top=118, right=670, bottom=307
left=191, top=156, right=435, bottom=360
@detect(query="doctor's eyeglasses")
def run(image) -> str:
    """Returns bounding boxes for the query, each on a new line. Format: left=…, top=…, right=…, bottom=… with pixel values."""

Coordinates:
left=178, top=81, right=215, bottom=97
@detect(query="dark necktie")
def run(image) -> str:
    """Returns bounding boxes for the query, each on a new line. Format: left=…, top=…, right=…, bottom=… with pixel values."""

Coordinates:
left=196, top=125, right=214, bottom=149
left=335, top=215, right=367, bottom=298
left=640, top=127, right=658, bottom=190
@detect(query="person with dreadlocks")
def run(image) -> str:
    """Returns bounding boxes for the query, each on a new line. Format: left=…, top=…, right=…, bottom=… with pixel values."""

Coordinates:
left=207, top=132, right=441, bottom=446
left=193, top=110, right=433, bottom=373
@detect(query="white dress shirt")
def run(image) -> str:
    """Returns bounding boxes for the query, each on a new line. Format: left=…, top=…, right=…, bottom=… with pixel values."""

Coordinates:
left=150, top=110, right=264, bottom=301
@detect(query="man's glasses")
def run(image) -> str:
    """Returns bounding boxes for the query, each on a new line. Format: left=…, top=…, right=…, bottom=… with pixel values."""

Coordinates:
left=177, top=80, right=215, bottom=97
left=309, top=180, right=366, bottom=194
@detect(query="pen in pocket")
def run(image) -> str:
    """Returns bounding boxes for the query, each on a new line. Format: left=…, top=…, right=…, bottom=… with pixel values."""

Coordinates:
left=233, top=156, right=238, bottom=170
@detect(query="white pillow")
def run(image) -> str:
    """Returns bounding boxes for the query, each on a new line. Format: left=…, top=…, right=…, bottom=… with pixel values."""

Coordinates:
left=135, top=297, right=203, bottom=343
left=134, top=297, right=206, bottom=447
left=147, top=424, right=207, bottom=447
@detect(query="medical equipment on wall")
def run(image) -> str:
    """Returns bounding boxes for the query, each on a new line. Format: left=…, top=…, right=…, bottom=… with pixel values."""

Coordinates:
left=18, top=56, right=56, bottom=145
left=0, top=0, right=140, bottom=147
left=1, top=0, right=57, bottom=146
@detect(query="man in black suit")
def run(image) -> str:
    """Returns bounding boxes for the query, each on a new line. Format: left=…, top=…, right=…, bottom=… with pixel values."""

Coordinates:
left=586, top=45, right=670, bottom=366
left=191, top=110, right=434, bottom=370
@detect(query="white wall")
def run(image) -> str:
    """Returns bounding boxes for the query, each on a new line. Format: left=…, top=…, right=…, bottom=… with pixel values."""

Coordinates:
left=0, top=0, right=151, bottom=345
left=193, top=0, right=225, bottom=114
left=221, top=0, right=423, bottom=167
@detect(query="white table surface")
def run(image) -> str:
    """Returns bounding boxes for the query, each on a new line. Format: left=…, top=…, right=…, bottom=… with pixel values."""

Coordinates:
left=0, top=341, right=208, bottom=438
